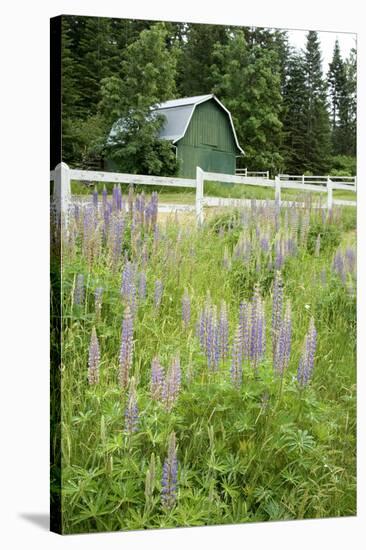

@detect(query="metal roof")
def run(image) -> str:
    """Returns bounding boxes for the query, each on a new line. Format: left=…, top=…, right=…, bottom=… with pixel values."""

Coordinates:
left=152, top=94, right=244, bottom=154
left=109, top=94, right=244, bottom=154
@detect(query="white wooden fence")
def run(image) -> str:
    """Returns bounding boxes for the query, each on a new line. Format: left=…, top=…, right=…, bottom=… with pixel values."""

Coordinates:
left=51, top=163, right=356, bottom=226
left=236, top=168, right=269, bottom=179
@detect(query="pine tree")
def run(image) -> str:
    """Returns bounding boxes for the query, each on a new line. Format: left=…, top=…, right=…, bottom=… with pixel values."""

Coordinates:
left=302, top=31, right=331, bottom=173
left=282, top=51, right=308, bottom=173
left=211, top=30, right=284, bottom=172
left=177, top=23, right=229, bottom=96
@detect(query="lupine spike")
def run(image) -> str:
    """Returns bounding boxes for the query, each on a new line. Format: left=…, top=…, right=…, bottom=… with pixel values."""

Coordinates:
left=161, top=432, right=178, bottom=510
left=151, top=357, right=165, bottom=400
left=118, top=306, right=134, bottom=388
left=297, top=317, right=317, bottom=387
left=124, top=377, right=139, bottom=433
left=272, top=271, right=283, bottom=359
left=74, top=274, right=85, bottom=305
left=231, top=325, right=243, bottom=387
left=88, top=327, right=100, bottom=385
left=162, top=355, right=181, bottom=411
left=154, top=279, right=163, bottom=309
left=94, top=287, right=103, bottom=319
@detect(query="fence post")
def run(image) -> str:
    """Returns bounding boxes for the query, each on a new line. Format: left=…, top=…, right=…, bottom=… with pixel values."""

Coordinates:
left=245, top=167, right=247, bottom=177
left=327, top=176, right=333, bottom=210
left=196, top=166, right=204, bottom=226
left=275, top=176, right=281, bottom=206
left=354, top=176, right=357, bottom=191
left=302, top=174, right=305, bottom=186
left=266, top=171, right=269, bottom=180
left=54, top=162, right=71, bottom=224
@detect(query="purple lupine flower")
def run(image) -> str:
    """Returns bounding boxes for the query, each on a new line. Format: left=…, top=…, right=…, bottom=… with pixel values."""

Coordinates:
left=121, top=261, right=137, bottom=302
left=272, top=271, right=283, bottom=359
left=260, top=234, right=270, bottom=253
left=205, top=305, right=219, bottom=370
left=94, top=286, right=103, bottom=318
left=138, top=271, right=147, bottom=301
left=297, top=317, right=317, bottom=387
left=162, top=356, right=181, bottom=411
left=219, top=300, right=229, bottom=361
left=182, top=288, right=191, bottom=328
left=110, top=214, right=125, bottom=270
left=151, top=357, right=165, bottom=400
left=250, top=287, right=266, bottom=371
left=239, top=301, right=250, bottom=360
left=154, top=279, right=163, bottom=309
left=333, top=250, right=345, bottom=283
left=345, top=247, right=356, bottom=274
left=118, top=306, right=134, bottom=388
left=88, top=327, right=100, bottom=385
left=74, top=274, right=85, bottom=305
left=124, top=377, right=138, bottom=433
left=274, top=238, right=284, bottom=270
left=274, top=301, right=292, bottom=376
left=231, top=325, right=243, bottom=387
left=161, top=432, right=178, bottom=510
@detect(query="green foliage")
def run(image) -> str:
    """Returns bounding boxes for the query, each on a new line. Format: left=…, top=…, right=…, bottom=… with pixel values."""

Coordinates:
left=58, top=197, right=356, bottom=532
left=101, top=23, right=179, bottom=175
left=330, top=155, right=356, bottom=177
left=211, top=30, right=284, bottom=173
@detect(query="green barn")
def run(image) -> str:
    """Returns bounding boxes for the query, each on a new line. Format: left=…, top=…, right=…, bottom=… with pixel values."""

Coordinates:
left=152, top=94, right=244, bottom=178
left=108, top=95, right=244, bottom=178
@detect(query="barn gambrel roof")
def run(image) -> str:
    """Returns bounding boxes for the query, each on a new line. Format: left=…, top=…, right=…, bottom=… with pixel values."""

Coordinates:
left=152, top=94, right=244, bottom=154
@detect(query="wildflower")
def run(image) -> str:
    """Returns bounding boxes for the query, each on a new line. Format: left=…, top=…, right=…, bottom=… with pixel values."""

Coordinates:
left=162, top=356, right=181, bottom=411
left=124, top=377, right=138, bottom=433
left=219, top=300, right=229, bottom=361
left=118, top=306, right=134, bottom=388
left=151, top=357, right=165, bottom=400
left=138, top=271, right=147, bottom=301
left=88, top=327, right=100, bottom=385
left=154, top=279, right=164, bottom=309
left=274, top=301, right=292, bottom=376
left=272, top=272, right=283, bottom=359
left=297, top=317, right=317, bottom=387
left=250, top=286, right=266, bottom=371
left=94, top=287, right=103, bottom=318
left=161, top=432, right=178, bottom=510
left=231, top=325, right=243, bottom=387
left=74, top=274, right=85, bottom=306
left=239, top=300, right=250, bottom=360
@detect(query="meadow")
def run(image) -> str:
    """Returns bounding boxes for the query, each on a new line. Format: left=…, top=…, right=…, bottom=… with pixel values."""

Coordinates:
left=53, top=185, right=356, bottom=534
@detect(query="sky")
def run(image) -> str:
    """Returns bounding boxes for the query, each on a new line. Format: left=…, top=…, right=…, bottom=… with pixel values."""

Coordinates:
left=287, top=29, right=356, bottom=73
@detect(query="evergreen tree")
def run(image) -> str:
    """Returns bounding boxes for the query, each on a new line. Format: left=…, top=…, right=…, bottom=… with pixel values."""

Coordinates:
left=282, top=51, right=308, bottom=173
left=211, top=30, right=284, bottom=172
left=177, top=23, right=229, bottom=96
left=302, top=31, right=331, bottom=173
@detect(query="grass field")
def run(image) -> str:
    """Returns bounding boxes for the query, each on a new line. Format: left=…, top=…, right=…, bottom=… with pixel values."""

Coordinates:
left=71, top=179, right=356, bottom=204
left=53, top=188, right=356, bottom=534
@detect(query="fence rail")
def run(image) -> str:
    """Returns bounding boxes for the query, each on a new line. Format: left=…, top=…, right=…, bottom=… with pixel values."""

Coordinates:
left=51, top=163, right=356, bottom=226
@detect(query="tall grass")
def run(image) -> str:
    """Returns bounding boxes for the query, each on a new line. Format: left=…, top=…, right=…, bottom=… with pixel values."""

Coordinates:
left=54, top=189, right=356, bottom=533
